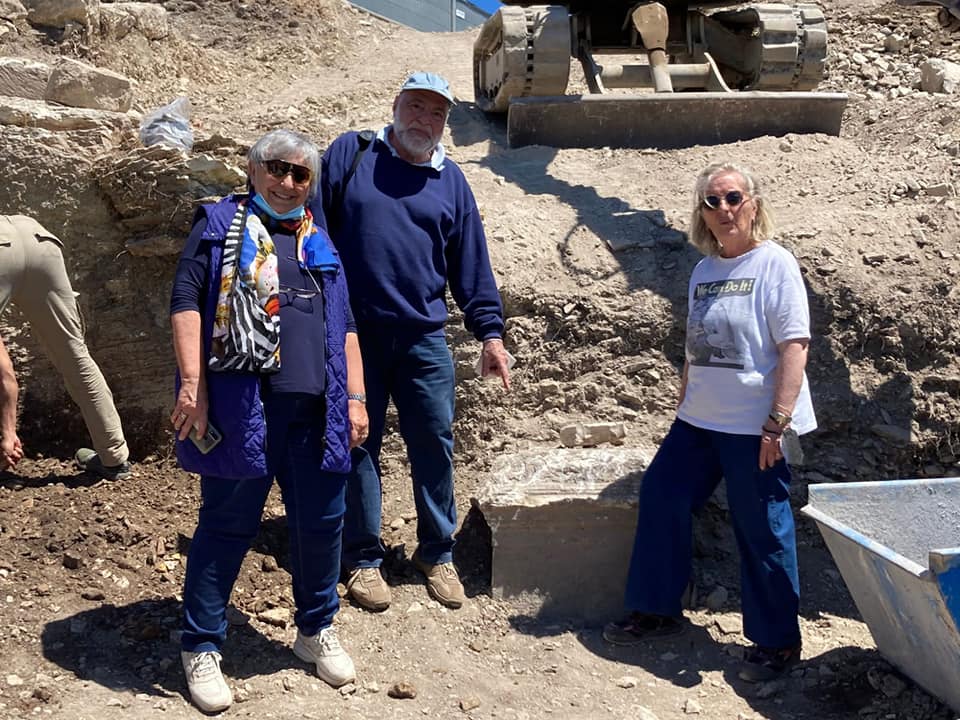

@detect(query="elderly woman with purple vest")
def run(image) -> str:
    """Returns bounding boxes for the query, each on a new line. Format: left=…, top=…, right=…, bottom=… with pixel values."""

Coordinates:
left=169, top=129, right=368, bottom=713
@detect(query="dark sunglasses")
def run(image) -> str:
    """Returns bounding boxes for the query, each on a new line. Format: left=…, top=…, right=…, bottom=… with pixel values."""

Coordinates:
left=703, top=190, right=746, bottom=210
left=263, top=159, right=312, bottom=184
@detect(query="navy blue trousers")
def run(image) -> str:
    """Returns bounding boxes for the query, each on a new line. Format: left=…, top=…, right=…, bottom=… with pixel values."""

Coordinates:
left=181, top=393, right=347, bottom=653
left=342, top=329, right=456, bottom=569
left=624, top=419, right=801, bottom=649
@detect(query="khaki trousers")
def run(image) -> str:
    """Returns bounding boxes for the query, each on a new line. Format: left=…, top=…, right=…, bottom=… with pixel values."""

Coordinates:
left=0, top=215, right=128, bottom=465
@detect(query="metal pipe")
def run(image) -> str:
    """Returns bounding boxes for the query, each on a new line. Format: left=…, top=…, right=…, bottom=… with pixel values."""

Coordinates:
left=598, top=62, right=715, bottom=90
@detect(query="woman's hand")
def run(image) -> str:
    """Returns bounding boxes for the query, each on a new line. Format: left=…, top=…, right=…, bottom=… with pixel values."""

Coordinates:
left=758, top=424, right=784, bottom=469
left=172, top=378, right=209, bottom=441
left=348, top=398, right=369, bottom=449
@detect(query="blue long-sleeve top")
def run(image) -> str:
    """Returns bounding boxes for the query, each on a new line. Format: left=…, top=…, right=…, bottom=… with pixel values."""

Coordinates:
left=170, top=214, right=356, bottom=395
left=313, top=130, right=504, bottom=342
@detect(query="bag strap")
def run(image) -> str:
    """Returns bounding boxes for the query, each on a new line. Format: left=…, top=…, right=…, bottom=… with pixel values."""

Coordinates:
left=332, top=129, right=374, bottom=212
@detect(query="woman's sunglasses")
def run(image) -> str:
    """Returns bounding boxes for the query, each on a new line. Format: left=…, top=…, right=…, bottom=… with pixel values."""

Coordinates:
left=262, top=159, right=312, bottom=185
left=703, top=190, right=746, bottom=210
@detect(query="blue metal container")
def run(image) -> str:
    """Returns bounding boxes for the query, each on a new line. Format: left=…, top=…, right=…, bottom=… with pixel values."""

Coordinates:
left=802, top=478, right=960, bottom=713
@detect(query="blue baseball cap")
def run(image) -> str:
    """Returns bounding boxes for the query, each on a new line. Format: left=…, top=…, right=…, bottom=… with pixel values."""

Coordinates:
left=400, top=72, right=456, bottom=105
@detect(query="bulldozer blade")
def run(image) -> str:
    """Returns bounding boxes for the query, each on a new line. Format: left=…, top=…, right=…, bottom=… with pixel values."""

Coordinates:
left=506, top=92, right=848, bottom=149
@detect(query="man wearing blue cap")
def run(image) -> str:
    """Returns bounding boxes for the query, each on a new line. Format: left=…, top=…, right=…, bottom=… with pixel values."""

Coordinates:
left=313, top=72, right=511, bottom=611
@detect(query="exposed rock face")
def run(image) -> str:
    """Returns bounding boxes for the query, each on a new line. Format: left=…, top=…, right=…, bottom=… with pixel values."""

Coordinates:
left=44, top=58, right=134, bottom=113
left=0, top=94, right=244, bottom=455
left=20, top=0, right=97, bottom=30
left=0, top=58, right=50, bottom=101
left=99, top=2, right=168, bottom=41
left=0, top=0, right=27, bottom=23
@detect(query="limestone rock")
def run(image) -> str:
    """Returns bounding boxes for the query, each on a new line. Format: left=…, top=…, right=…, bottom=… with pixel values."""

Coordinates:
left=0, top=0, right=27, bottom=22
left=920, top=59, right=960, bottom=94
left=477, top=448, right=653, bottom=622
left=45, top=58, right=133, bottom=113
left=0, top=57, right=50, bottom=101
left=0, top=95, right=132, bottom=133
left=100, top=2, right=167, bottom=40
left=21, top=0, right=97, bottom=29
left=558, top=422, right=626, bottom=448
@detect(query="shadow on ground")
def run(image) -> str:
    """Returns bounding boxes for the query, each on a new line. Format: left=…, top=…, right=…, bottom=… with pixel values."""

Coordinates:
left=41, top=598, right=306, bottom=702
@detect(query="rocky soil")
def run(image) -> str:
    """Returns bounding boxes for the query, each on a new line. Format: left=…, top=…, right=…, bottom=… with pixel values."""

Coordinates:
left=2, top=0, right=960, bottom=718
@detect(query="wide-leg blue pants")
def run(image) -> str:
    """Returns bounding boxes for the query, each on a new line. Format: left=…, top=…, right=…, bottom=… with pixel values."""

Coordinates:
left=624, top=418, right=801, bottom=649
left=342, top=329, right=456, bottom=569
left=181, top=393, right=347, bottom=653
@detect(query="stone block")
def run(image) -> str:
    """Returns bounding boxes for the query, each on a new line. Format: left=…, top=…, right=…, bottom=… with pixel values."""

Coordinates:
left=920, top=59, right=960, bottom=94
left=100, top=2, right=168, bottom=41
left=476, top=447, right=653, bottom=623
left=558, top=422, right=626, bottom=447
left=22, top=0, right=97, bottom=29
left=45, top=58, right=133, bottom=113
left=0, top=57, right=50, bottom=100
left=0, top=0, right=27, bottom=22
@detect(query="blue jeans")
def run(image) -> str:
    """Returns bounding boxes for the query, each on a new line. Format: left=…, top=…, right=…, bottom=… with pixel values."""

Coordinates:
left=181, top=393, right=347, bottom=653
left=343, top=329, right=456, bottom=569
left=624, top=419, right=801, bottom=649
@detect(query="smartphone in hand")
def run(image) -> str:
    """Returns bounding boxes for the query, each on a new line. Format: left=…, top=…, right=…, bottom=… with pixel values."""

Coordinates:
left=189, top=422, right=223, bottom=454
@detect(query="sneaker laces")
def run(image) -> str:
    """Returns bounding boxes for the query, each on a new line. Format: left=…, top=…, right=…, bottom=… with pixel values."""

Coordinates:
left=318, top=628, right=342, bottom=654
left=435, top=562, right=458, bottom=580
left=186, top=652, right=222, bottom=681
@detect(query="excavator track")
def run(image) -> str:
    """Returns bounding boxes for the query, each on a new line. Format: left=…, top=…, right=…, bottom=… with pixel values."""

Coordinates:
left=473, top=5, right=570, bottom=112
left=706, top=3, right=827, bottom=90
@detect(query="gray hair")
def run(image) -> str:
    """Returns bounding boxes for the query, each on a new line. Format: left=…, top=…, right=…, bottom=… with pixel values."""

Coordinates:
left=247, top=129, right=320, bottom=201
left=688, top=162, right=775, bottom=256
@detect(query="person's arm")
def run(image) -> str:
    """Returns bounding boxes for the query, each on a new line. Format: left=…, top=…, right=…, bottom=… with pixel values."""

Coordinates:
left=171, top=310, right=208, bottom=441
left=759, top=338, right=809, bottom=469
left=170, top=215, right=211, bottom=441
left=345, top=331, right=368, bottom=448
left=677, top=360, right=690, bottom=410
left=0, top=336, right=23, bottom=469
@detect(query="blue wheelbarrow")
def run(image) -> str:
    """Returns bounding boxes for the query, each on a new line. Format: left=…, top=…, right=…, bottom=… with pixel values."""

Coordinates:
left=802, top=478, right=960, bottom=712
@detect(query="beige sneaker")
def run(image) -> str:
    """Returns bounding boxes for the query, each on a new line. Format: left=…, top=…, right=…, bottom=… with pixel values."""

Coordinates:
left=293, top=627, right=356, bottom=687
left=345, top=567, right=391, bottom=611
left=411, top=550, right=466, bottom=609
left=181, top=650, right=232, bottom=713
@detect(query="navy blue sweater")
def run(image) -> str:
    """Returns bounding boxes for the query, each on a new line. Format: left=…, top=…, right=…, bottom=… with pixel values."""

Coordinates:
left=313, top=131, right=504, bottom=341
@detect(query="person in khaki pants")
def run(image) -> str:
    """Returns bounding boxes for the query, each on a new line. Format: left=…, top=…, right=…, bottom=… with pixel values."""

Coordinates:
left=0, top=215, right=130, bottom=479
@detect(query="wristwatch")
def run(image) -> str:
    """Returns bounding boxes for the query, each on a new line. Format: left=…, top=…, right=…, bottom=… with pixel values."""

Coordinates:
left=768, top=410, right=792, bottom=428
left=347, top=393, right=366, bottom=403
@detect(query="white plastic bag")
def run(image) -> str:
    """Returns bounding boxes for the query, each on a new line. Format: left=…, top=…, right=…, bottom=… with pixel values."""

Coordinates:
left=139, top=96, right=194, bottom=152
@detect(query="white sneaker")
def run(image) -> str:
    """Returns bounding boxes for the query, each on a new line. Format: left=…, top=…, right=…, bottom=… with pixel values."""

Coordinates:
left=181, top=650, right=232, bottom=713
left=293, top=627, right=356, bottom=687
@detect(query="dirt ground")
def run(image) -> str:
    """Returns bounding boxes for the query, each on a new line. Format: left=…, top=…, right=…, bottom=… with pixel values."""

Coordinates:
left=2, top=0, right=960, bottom=718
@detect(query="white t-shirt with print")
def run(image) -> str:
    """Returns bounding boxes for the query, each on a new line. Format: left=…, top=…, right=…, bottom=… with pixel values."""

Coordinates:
left=677, top=240, right=817, bottom=436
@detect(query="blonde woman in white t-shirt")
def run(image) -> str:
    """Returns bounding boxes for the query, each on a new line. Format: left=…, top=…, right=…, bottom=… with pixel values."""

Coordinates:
left=604, top=162, right=815, bottom=685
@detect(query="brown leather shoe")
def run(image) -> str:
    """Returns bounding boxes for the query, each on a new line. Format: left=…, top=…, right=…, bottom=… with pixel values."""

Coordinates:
left=411, top=550, right=466, bottom=609
left=345, top=567, right=391, bottom=611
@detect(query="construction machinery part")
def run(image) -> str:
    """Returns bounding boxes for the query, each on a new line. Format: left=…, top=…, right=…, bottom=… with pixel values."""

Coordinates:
left=896, top=0, right=960, bottom=31
left=473, top=5, right=571, bottom=113
left=507, top=91, right=847, bottom=149
left=473, top=2, right=848, bottom=148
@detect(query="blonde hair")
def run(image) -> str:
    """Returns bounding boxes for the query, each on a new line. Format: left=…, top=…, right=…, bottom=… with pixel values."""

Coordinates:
left=688, top=162, right=775, bottom=256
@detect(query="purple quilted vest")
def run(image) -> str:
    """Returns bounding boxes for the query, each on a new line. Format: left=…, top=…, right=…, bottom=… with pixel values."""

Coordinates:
left=174, top=195, right=352, bottom=478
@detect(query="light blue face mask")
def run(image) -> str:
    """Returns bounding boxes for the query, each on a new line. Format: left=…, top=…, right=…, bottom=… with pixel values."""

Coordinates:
left=251, top=192, right=305, bottom=221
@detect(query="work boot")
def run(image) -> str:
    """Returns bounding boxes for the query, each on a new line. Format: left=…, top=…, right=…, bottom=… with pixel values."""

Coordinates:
left=181, top=650, right=232, bottom=713
left=411, top=549, right=466, bottom=609
left=75, top=448, right=131, bottom=481
left=738, top=643, right=802, bottom=683
left=345, top=567, right=391, bottom=611
left=293, top=627, right=356, bottom=687
left=602, top=612, right=686, bottom=646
